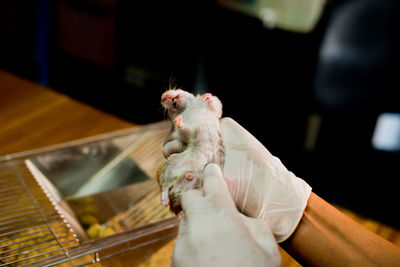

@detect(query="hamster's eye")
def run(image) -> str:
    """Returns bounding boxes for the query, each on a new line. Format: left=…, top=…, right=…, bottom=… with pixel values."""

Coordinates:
left=172, top=98, right=178, bottom=108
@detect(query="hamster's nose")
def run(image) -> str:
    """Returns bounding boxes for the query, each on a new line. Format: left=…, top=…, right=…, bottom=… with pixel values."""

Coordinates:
left=161, top=94, right=171, bottom=102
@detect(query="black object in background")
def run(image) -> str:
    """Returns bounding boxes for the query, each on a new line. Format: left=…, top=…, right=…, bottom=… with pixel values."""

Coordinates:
left=309, top=0, right=400, bottom=228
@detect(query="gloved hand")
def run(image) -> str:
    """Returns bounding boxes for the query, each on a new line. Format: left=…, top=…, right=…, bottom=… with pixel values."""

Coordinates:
left=163, top=118, right=312, bottom=242
left=220, top=118, right=312, bottom=242
left=171, top=164, right=281, bottom=267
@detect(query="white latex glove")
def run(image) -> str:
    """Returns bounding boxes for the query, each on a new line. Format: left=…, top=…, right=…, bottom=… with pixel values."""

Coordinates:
left=163, top=118, right=312, bottom=243
left=221, top=118, right=312, bottom=242
left=172, top=164, right=281, bottom=267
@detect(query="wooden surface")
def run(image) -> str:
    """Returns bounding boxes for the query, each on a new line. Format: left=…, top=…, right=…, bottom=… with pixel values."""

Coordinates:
left=0, top=69, right=399, bottom=266
left=0, top=70, right=134, bottom=157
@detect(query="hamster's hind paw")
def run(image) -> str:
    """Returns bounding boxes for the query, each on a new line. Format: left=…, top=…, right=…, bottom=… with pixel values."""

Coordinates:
left=161, top=187, right=170, bottom=207
left=177, top=211, right=185, bottom=221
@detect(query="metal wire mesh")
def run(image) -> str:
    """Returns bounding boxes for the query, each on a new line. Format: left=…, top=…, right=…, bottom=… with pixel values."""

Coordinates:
left=0, top=161, right=79, bottom=266
left=105, top=181, right=173, bottom=232
left=0, top=121, right=175, bottom=266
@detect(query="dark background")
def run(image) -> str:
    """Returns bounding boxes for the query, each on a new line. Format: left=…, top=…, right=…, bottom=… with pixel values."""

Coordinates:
left=1, top=0, right=399, bottom=228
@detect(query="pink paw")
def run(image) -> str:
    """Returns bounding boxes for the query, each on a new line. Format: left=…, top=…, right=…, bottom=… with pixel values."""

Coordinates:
left=174, top=115, right=184, bottom=129
left=203, top=93, right=212, bottom=102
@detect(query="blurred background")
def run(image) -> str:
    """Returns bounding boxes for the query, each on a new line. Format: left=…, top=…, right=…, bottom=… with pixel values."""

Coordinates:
left=1, top=0, right=399, bottom=228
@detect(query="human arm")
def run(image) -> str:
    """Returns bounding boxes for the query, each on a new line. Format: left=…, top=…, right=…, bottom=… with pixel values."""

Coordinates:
left=171, top=164, right=281, bottom=267
left=281, top=192, right=400, bottom=266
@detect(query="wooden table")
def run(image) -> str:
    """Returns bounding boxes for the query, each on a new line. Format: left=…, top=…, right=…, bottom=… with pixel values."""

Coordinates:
left=0, top=70, right=398, bottom=266
left=0, top=70, right=134, bottom=157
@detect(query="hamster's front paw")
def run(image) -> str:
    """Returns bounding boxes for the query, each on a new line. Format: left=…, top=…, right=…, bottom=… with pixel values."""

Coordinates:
left=200, top=93, right=222, bottom=118
left=174, top=115, right=184, bottom=129
left=202, top=93, right=212, bottom=102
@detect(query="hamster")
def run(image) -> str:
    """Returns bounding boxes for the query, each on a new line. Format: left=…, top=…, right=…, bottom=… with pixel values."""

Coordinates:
left=157, top=89, right=224, bottom=214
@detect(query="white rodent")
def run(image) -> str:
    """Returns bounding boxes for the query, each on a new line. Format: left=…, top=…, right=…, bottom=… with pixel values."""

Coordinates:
left=158, top=89, right=224, bottom=214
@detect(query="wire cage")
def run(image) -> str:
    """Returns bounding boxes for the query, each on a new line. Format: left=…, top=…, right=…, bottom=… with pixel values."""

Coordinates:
left=0, top=122, right=178, bottom=266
